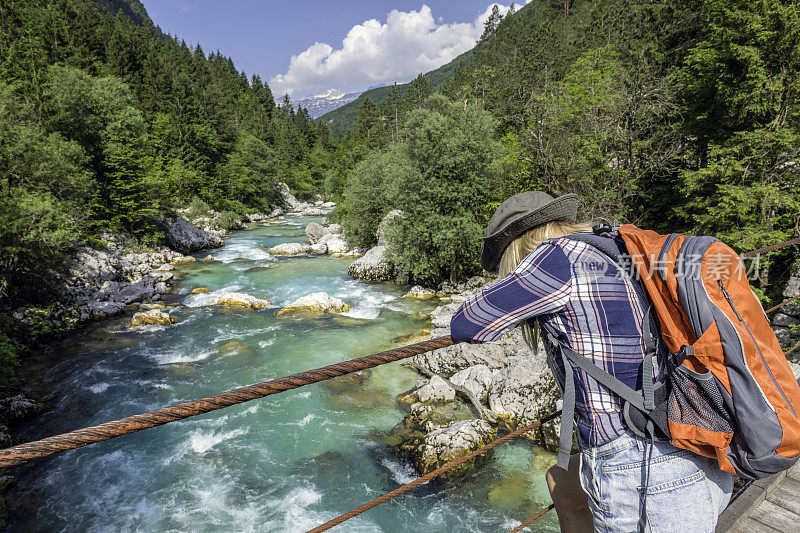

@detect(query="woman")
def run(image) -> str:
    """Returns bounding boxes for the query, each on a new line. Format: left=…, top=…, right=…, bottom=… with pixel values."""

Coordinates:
left=449, top=191, right=732, bottom=532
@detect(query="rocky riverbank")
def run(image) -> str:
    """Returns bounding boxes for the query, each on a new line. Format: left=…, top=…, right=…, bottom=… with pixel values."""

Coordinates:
left=387, top=281, right=562, bottom=479
left=10, top=181, right=341, bottom=339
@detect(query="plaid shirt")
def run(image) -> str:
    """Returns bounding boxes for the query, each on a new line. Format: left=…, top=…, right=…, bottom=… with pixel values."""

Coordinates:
left=451, top=237, right=652, bottom=446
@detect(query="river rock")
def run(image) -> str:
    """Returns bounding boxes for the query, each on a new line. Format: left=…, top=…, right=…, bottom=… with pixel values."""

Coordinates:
left=466, top=276, right=487, bottom=290
left=191, top=287, right=211, bottom=293
left=450, top=365, right=495, bottom=402
left=377, top=210, right=404, bottom=247
left=0, top=395, right=48, bottom=425
left=407, top=375, right=456, bottom=403
left=130, top=309, right=174, bottom=328
left=348, top=246, right=394, bottom=281
left=322, top=201, right=335, bottom=209
left=310, top=243, right=328, bottom=254
left=268, top=242, right=312, bottom=255
left=300, top=207, right=328, bottom=217
left=403, top=286, right=436, bottom=299
left=276, top=182, right=301, bottom=210
left=318, top=233, right=349, bottom=254
left=139, top=303, right=165, bottom=310
left=116, top=277, right=158, bottom=304
left=410, top=419, right=496, bottom=478
left=217, top=341, right=254, bottom=357
left=326, top=223, right=342, bottom=234
left=216, top=292, right=271, bottom=308
left=305, top=222, right=329, bottom=244
left=165, top=218, right=224, bottom=254
left=276, top=292, right=351, bottom=317
left=88, top=300, right=126, bottom=320
left=488, top=350, right=560, bottom=445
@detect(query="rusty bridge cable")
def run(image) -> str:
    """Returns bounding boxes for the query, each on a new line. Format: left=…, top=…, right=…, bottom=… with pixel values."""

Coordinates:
left=305, top=411, right=562, bottom=533
left=766, top=294, right=800, bottom=314
left=0, top=336, right=455, bottom=468
left=786, top=339, right=800, bottom=357
left=741, top=237, right=800, bottom=258
left=508, top=503, right=556, bottom=533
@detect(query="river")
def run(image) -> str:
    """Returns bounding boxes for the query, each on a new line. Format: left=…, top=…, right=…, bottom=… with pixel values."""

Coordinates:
left=6, top=216, right=558, bottom=532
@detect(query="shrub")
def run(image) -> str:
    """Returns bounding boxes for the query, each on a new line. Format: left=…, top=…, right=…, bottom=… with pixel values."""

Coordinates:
left=217, top=210, right=242, bottom=231
left=186, top=197, right=211, bottom=219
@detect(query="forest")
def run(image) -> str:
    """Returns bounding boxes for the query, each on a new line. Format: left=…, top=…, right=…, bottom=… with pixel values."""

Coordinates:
left=1, top=0, right=799, bottom=380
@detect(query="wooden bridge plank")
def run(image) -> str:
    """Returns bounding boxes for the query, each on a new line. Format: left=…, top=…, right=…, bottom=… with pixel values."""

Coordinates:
left=766, top=484, right=800, bottom=516
left=750, top=499, right=800, bottom=532
left=733, top=517, right=780, bottom=533
left=786, top=465, right=800, bottom=483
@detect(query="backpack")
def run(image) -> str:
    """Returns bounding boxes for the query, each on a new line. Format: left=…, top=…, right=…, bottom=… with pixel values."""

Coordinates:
left=551, top=224, right=800, bottom=481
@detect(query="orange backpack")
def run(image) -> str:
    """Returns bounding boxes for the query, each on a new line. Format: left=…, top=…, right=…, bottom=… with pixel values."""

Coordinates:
left=614, top=225, right=800, bottom=478
left=553, top=225, right=800, bottom=481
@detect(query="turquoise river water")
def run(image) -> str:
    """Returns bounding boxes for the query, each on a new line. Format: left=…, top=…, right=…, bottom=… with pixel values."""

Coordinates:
left=7, top=216, right=558, bottom=532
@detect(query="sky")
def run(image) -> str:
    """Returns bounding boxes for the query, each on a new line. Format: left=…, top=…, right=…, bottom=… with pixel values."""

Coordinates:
left=140, top=1, right=530, bottom=99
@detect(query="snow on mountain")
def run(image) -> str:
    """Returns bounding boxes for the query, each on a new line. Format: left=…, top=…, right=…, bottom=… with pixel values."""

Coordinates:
left=293, top=89, right=362, bottom=118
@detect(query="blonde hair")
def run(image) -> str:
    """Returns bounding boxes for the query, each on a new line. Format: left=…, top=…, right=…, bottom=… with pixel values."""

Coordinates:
left=498, top=220, right=593, bottom=352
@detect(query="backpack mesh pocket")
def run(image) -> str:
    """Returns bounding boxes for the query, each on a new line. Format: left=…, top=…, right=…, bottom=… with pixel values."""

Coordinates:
left=668, top=364, right=734, bottom=434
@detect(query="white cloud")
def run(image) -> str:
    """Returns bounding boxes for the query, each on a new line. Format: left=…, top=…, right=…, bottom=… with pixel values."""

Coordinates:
left=270, top=3, right=527, bottom=98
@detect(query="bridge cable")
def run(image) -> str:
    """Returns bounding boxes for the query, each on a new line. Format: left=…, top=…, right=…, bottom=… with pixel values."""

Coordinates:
left=741, top=236, right=800, bottom=258
left=766, top=294, right=800, bottom=314
left=0, top=336, right=455, bottom=468
left=508, top=503, right=556, bottom=533
left=305, top=410, right=562, bottom=533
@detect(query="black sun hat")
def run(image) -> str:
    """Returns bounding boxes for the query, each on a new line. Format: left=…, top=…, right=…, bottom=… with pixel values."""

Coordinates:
left=480, top=191, right=579, bottom=272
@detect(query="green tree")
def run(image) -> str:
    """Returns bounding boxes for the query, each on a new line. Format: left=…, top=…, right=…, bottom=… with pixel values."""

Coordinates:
left=674, top=0, right=800, bottom=289
left=385, top=95, right=502, bottom=284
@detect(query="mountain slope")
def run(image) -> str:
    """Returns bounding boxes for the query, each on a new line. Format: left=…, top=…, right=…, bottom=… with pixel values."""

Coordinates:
left=319, top=48, right=473, bottom=136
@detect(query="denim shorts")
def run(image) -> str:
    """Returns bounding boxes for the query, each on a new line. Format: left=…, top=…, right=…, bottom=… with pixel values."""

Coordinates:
left=578, top=431, right=733, bottom=533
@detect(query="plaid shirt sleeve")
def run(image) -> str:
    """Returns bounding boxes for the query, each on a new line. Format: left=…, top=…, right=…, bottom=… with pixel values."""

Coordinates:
left=450, top=242, right=572, bottom=343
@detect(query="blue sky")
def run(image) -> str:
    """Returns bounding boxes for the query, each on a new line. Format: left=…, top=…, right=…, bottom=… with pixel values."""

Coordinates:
left=140, top=1, right=527, bottom=98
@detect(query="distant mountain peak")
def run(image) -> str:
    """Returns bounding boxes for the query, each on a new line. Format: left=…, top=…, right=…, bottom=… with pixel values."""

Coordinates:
left=292, top=89, right=362, bottom=119
left=313, top=89, right=346, bottom=99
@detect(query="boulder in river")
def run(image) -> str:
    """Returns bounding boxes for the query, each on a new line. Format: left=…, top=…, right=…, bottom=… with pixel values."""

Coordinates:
left=408, top=419, right=496, bottom=479
left=130, top=309, right=174, bottom=328
left=310, top=243, right=328, bottom=254
left=191, top=287, right=211, bottom=293
left=402, top=285, right=436, bottom=299
left=300, top=207, right=328, bottom=217
left=216, top=292, right=271, bottom=309
left=305, top=222, right=329, bottom=244
left=348, top=245, right=394, bottom=281
left=276, top=292, right=351, bottom=317
left=318, top=233, right=349, bottom=254
left=402, top=375, right=456, bottom=404
left=488, top=353, right=560, bottom=444
left=88, top=300, right=126, bottom=320
left=268, top=242, right=312, bottom=255
left=165, top=218, right=224, bottom=254
left=450, top=365, right=495, bottom=403
left=217, top=341, right=254, bottom=357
